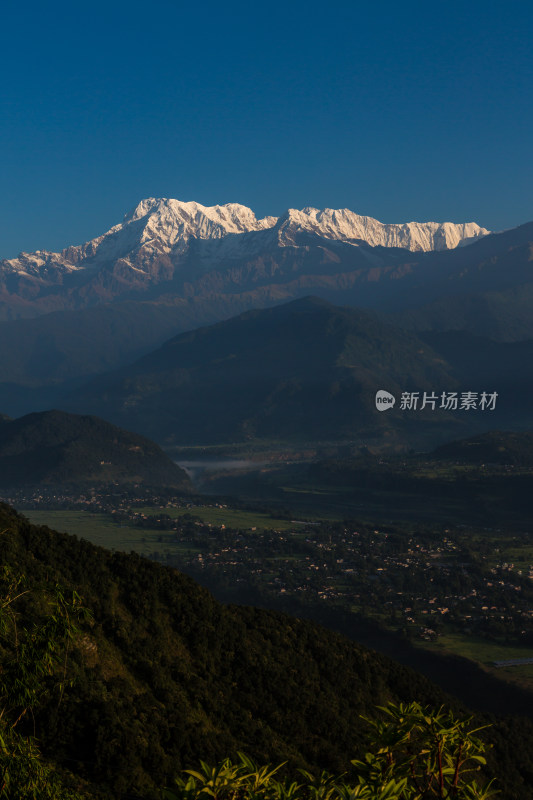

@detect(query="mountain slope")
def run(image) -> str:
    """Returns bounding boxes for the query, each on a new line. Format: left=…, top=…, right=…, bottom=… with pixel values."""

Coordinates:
left=0, top=198, right=489, bottom=320
left=0, top=409, right=191, bottom=488
left=1, top=219, right=531, bottom=417
left=2, top=200, right=532, bottom=424
left=388, top=281, right=533, bottom=341
left=63, top=297, right=533, bottom=450
left=64, top=297, right=467, bottom=448
left=1, top=503, right=531, bottom=799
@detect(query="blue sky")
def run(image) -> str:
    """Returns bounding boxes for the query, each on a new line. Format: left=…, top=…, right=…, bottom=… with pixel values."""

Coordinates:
left=2, top=0, right=533, bottom=257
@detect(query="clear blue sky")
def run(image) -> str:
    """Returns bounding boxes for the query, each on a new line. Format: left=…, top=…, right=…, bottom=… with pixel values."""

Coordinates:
left=2, top=0, right=532, bottom=257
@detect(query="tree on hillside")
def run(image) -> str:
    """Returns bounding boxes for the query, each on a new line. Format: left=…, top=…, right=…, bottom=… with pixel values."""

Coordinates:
left=0, top=562, right=90, bottom=799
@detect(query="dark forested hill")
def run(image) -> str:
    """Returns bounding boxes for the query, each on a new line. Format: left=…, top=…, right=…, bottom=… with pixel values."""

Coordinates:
left=64, top=297, right=464, bottom=449
left=431, top=430, right=533, bottom=467
left=0, top=503, right=532, bottom=799
left=0, top=409, right=191, bottom=489
left=304, top=429, right=533, bottom=526
left=64, top=297, right=533, bottom=450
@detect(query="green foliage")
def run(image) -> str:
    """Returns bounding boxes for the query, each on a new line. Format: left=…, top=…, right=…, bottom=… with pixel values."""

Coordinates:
left=0, top=504, right=530, bottom=799
left=0, top=566, right=90, bottom=718
left=352, top=702, right=497, bottom=799
left=0, top=560, right=91, bottom=799
left=0, top=724, right=83, bottom=800
left=164, top=705, right=497, bottom=800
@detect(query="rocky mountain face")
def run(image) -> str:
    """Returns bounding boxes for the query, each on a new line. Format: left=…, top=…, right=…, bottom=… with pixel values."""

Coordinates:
left=0, top=198, right=489, bottom=319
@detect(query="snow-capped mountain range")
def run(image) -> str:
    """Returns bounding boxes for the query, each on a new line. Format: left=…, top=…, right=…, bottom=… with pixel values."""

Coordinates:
left=1, top=199, right=533, bottom=420
left=1, top=197, right=489, bottom=281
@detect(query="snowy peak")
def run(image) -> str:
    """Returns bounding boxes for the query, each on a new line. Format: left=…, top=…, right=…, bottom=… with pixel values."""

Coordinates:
left=123, top=197, right=277, bottom=248
left=0, top=197, right=491, bottom=289
left=4, top=198, right=491, bottom=271
left=276, top=207, right=489, bottom=251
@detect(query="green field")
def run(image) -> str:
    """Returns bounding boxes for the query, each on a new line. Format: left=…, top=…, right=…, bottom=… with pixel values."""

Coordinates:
left=22, top=510, right=200, bottom=559
left=420, top=632, right=533, bottom=690
left=20, top=505, right=301, bottom=558
left=137, top=505, right=304, bottom=531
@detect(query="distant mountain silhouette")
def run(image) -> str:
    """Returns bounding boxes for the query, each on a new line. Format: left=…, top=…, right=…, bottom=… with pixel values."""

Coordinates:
left=62, top=297, right=528, bottom=450
left=0, top=409, right=191, bottom=488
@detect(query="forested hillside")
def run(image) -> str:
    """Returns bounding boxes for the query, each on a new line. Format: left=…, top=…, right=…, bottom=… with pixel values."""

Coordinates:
left=0, top=503, right=532, bottom=798
left=0, top=410, right=191, bottom=489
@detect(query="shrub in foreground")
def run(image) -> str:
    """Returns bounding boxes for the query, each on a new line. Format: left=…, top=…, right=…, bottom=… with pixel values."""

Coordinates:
left=164, top=702, right=497, bottom=800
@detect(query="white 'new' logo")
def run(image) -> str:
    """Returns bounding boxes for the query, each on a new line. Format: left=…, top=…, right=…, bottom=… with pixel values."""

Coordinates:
left=375, top=390, right=396, bottom=411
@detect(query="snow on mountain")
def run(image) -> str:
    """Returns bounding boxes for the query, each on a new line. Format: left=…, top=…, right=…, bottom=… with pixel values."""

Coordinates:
left=276, top=207, right=489, bottom=250
left=125, top=198, right=277, bottom=241
left=0, top=197, right=489, bottom=285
